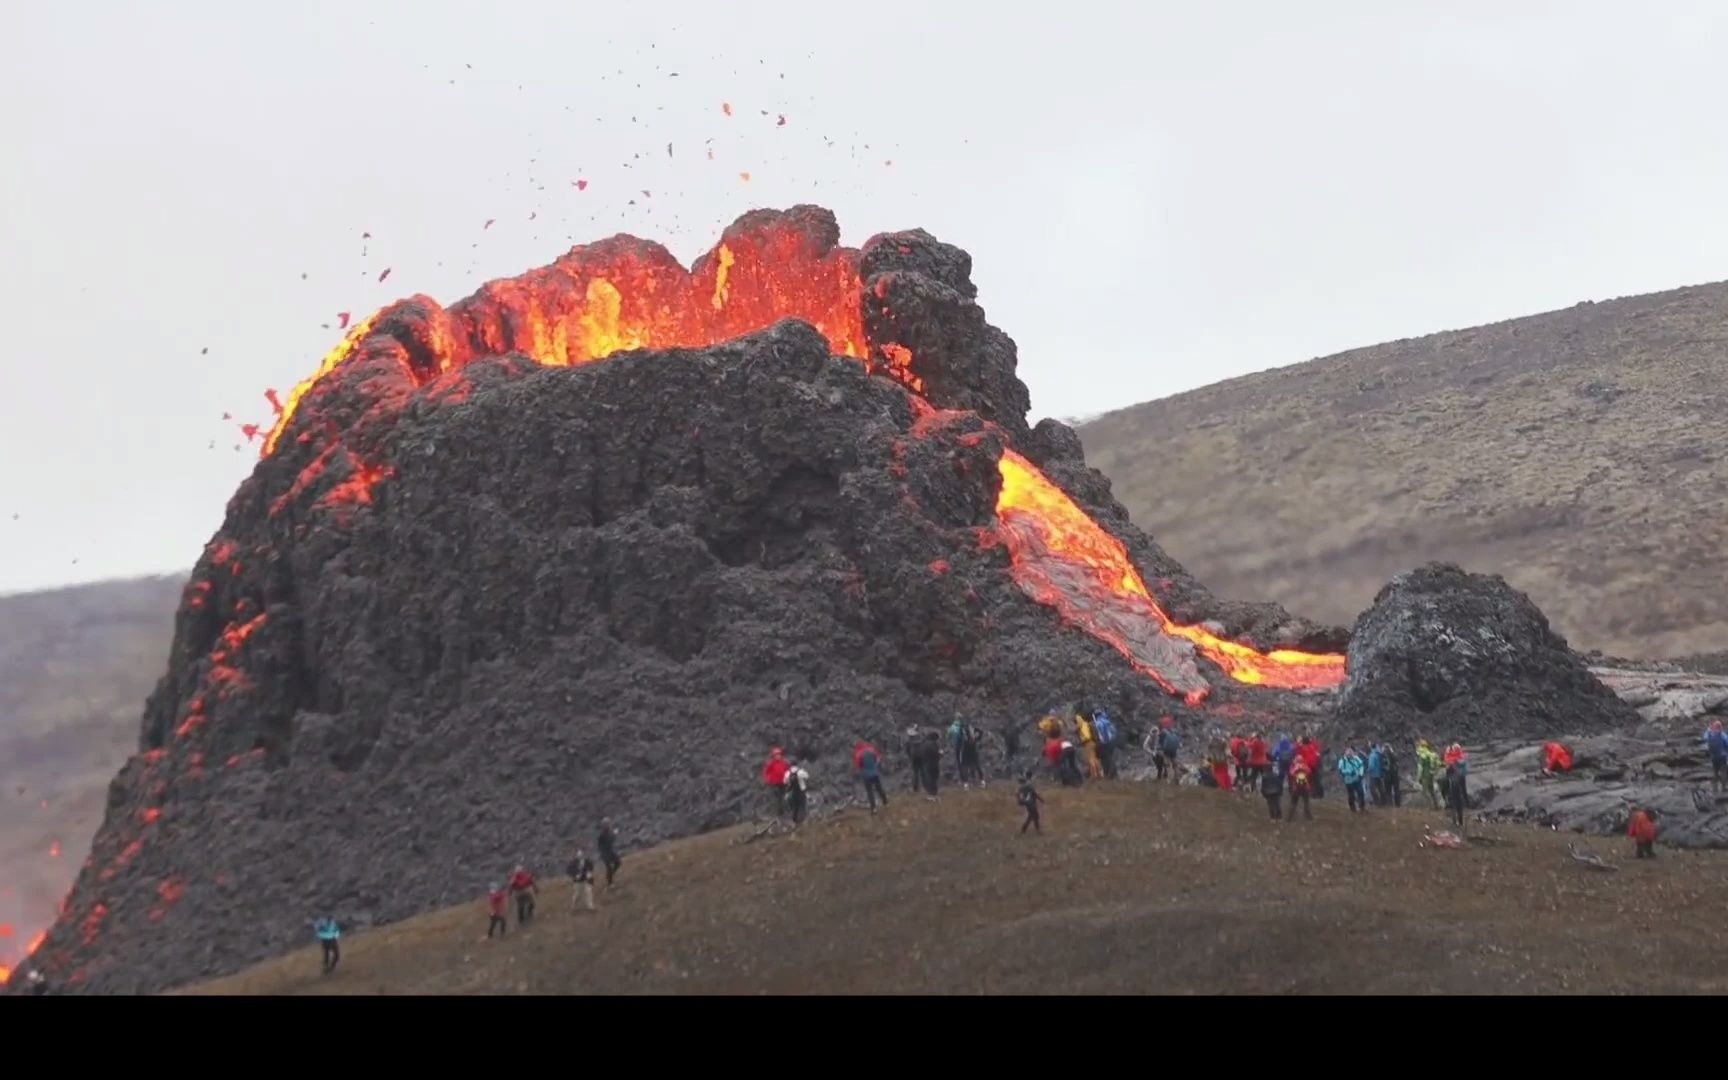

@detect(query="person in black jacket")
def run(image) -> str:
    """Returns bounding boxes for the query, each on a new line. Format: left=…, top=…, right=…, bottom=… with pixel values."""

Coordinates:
left=1259, top=756, right=1285, bottom=819
left=1016, top=773, right=1044, bottom=834
left=1381, top=744, right=1403, bottom=807
left=567, top=848, right=597, bottom=911
left=597, top=818, right=622, bottom=888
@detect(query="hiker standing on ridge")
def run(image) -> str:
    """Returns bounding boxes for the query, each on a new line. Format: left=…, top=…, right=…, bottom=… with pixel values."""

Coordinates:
left=1260, top=752, right=1285, bottom=820
left=1076, top=708, right=1104, bottom=780
left=1157, top=718, right=1181, bottom=782
left=1415, top=740, right=1442, bottom=808
left=1016, top=771, right=1045, bottom=834
left=763, top=747, right=791, bottom=818
left=855, top=739, right=889, bottom=811
left=959, top=723, right=987, bottom=788
left=1092, top=709, right=1120, bottom=779
left=597, top=817, right=622, bottom=887
left=1628, top=806, right=1658, bottom=858
left=486, top=883, right=509, bottom=938
left=1381, top=743, right=1402, bottom=806
left=509, top=864, right=538, bottom=926
left=568, top=849, right=597, bottom=912
left=785, top=758, right=812, bottom=824
left=1286, top=755, right=1314, bottom=821
left=1339, top=747, right=1368, bottom=813
left=1247, top=732, right=1270, bottom=793
left=1297, top=735, right=1324, bottom=799
left=313, top=916, right=340, bottom=975
left=1366, top=745, right=1385, bottom=805
left=1707, top=720, right=1728, bottom=794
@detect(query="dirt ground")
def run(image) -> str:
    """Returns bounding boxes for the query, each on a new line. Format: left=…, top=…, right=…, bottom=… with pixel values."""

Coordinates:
left=184, top=779, right=1728, bottom=995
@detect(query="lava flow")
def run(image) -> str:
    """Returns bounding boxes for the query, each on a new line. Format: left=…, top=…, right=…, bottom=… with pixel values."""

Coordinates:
left=254, top=207, right=1344, bottom=698
left=994, top=451, right=1345, bottom=696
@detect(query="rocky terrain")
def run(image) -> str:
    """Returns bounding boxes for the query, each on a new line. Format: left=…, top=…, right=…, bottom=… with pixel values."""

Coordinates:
left=1079, top=280, right=1728, bottom=660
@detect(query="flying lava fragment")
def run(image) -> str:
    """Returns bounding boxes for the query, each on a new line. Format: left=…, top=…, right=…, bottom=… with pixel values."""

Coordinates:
left=336, top=312, right=351, bottom=329
left=721, top=101, right=733, bottom=116
left=378, top=268, right=392, bottom=283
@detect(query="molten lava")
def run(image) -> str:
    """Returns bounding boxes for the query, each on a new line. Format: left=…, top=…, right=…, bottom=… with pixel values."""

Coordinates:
left=254, top=208, right=1344, bottom=701
left=994, top=451, right=1345, bottom=695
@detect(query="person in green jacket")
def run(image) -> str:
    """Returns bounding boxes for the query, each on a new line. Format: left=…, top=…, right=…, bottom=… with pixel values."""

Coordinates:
left=1415, top=739, right=1443, bottom=809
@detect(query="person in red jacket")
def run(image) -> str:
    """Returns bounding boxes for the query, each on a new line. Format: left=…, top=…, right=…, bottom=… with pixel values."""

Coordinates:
left=1297, top=736, right=1323, bottom=798
left=762, top=747, right=791, bottom=818
left=1043, top=734, right=1063, bottom=777
left=1542, top=741, right=1573, bottom=774
left=1228, top=735, right=1248, bottom=789
left=508, top=864, right=537, bottom=926
left=1247, top=733, right=1270, bottom=793
left=485, top=882, right=509, bottom=939
left=1628, top=807, right=1658, bottom=858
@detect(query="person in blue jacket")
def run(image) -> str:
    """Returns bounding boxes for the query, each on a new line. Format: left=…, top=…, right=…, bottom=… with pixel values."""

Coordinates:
left=313, top=916, right=341, bottom=975
left=1338, top=747, right=1368, bottom=813
left=1272, top=734, right=1296, bottom=778
left=1366, top=745, right=1385, bottom=805
left=1706, top=720, right=1728, bottom=795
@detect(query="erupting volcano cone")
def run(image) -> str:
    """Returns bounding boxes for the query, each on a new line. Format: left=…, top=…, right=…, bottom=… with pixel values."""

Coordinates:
left=26, top=206, right=1345, bottom=994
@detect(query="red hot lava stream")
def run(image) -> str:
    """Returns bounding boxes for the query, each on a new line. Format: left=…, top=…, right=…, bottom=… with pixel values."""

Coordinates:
left=251, top=211, right=1345, bottom=699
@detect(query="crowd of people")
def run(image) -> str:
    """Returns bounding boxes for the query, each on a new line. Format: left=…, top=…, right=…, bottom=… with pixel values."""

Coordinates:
left=286, top=710, right=1722, bottom=982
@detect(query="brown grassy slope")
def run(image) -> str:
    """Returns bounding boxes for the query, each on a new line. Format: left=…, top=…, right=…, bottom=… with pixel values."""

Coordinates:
left=1079, top=281, right=1728, bottom=659
left=0, top=576, right=181, bottom=961
left=187, top=782, right=1728, bottom=995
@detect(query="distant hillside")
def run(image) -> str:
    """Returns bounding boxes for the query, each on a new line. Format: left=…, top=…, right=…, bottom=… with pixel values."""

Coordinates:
left=0, top=575, right=181, bottom=973
left=1080, top=281, right=1728, bottom=659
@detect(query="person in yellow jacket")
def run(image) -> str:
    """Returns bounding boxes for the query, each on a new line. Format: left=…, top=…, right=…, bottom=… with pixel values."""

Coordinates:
left=1075, top=711, right=1103, bottom=779
left=1037, top=713, right=1064, bottom=741
left=1414, top=739, right=1443, bottom=809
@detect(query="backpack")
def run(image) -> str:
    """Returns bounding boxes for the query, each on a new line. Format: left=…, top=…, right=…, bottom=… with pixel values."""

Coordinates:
left=1093, top=714, right=1117, bottom=747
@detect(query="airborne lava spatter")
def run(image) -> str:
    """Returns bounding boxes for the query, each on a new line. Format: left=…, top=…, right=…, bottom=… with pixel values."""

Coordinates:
left=255, top=207, right=1344, bottom=697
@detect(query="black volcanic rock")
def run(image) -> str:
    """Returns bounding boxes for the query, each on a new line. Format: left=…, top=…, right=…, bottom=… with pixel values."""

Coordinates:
left=27, top=207, right=1347, bottom=995
left=1334, top=562, right=1639, bottom=744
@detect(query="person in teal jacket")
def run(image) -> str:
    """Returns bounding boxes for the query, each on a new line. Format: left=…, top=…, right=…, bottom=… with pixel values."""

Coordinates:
left=1338, top=748, right=1368, bottom=813
left=313, top=916, right=341, bottom=975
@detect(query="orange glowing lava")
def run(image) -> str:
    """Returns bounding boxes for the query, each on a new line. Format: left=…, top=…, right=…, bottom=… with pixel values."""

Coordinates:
left=994, top=451, right=1344, bottom=694
left=261, top=217, right=866, bottom=458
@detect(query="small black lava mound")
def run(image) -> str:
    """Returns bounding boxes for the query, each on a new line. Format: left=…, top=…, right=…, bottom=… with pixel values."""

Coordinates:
left=1334, top=562, right=1639, bottom=744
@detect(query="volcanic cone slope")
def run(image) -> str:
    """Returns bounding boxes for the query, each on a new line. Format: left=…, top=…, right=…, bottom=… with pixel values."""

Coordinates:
left=33, top=208, right=1343, bottom=994
left=1334, top=562, right=1639, bottom=745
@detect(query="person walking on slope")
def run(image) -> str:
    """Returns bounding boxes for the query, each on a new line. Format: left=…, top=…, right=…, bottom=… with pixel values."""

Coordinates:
left=486, top=883, right=509, bottom=939
left=1260, top=753, right=1285, bottom=820
left=509, top=864, right=538, bottom=926
left=1092, top=709, right=1120, bottom=779
left=567, top=849, right=596, bottom=912
left=1704, top=720, right=1728, bottom=794
left=1017, top=772, right=1045, bottom=834
left=1366, top=745, right=1386, bottom=806
left=1415, top=739, right=1442, bottom=809
left=1229, top=734, right=1249, bottom=791
left=1286, top=756, right=1314, bottom=821
left=785, top=759, right=812, bottom=824
left=763, top=747, right=792, bottom=819
left=313, top=916, right=341, bottom=975
left=1628, top=806, right=1658, bottom=858
left=855, top=739, right=889, bottom=811
left=1339, top=747, right=1368, bottom=813
left=597, top=817, right=622, bottom=887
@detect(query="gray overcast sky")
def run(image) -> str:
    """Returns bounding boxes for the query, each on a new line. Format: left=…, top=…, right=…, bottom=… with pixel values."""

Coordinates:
left=4, top=1, right=1727, bottom=594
